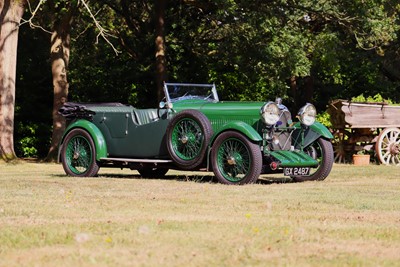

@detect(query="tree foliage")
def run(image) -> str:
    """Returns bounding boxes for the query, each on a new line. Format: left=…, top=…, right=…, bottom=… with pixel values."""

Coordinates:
left=10, top=0, right=400, bottom=158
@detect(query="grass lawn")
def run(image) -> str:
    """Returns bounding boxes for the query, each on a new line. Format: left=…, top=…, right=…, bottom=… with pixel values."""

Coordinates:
left=0, top=161, right=399, bottom=266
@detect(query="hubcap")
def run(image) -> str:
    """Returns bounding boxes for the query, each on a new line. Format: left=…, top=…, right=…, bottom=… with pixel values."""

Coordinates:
left=66, top=135, right=92, bottom=175
left=390, top=143, right=399, bottom=155
left=217, top=138, right=250, bottom=182
left=73, top=152, right=80, bottom=160
left=172, top=119, right=203, bottom=160
left=227, top=156, right=236, bottom=165
left=180, top=136, right=188, bottom=144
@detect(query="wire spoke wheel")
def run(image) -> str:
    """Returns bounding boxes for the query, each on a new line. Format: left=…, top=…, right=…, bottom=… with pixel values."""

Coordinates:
left=217, top=138, right=251, bottom=182
left=61, top=128, right=100, bottom=177
left=66, top=136, right=92, bottom=174
left=211, top=131, right=262, bottom=185
left=172, top=118, right=203, bottom=160
left=166, top=110, right=212, bottom=170
left=376, top=127, right=400, bottom=166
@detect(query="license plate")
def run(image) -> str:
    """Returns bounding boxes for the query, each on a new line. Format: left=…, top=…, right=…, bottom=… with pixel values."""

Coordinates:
left=283, top=167, right=311, bottom=176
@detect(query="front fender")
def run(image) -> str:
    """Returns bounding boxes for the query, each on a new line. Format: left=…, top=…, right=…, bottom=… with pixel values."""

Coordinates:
left=211, top=121, right=262, bottom=143
left=58, top=120, right=108, bottom=161
left=293, top=121, right=333, bottom=148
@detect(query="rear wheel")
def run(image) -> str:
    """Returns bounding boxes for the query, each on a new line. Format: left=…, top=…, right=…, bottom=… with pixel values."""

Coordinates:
left=211, top=131, right=262, bottom=185
left=61, top=128, right=100, bottom=177
left=166, top=110, right=212, bottom=170
left=293, top=137, right=333, bottom=182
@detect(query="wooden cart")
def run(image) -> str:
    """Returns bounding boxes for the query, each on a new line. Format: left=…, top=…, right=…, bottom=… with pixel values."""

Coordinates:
left=327, top=100, right=400, bottom=165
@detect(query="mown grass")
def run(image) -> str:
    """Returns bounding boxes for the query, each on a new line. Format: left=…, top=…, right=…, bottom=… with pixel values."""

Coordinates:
left=0, top=161, right=399, bottom=266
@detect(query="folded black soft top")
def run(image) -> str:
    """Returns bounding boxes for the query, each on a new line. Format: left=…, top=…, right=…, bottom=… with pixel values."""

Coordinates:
left=58, top=102, right=92, bottom=120
left=59, top=101, right=125, bottom=118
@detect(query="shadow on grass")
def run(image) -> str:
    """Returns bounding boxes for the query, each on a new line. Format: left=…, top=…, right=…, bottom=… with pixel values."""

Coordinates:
left=54, top=172, right=294, bottom=185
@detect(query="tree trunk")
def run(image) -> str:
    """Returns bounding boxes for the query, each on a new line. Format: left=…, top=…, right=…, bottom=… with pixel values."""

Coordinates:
left=0, top=0, right=25, bottom=161
left=289, top=76, right=298, bottom=111
left=303, top=76, right=314, bottom=104
left=290, top=76, right=314, bottom=112
left=45, top=11, right=74, bottom=162
left=155, top=0, right=167, bottom=102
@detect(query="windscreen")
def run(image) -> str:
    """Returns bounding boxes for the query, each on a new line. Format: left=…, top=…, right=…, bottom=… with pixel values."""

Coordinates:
left=164, top=83, right=219, bottom=103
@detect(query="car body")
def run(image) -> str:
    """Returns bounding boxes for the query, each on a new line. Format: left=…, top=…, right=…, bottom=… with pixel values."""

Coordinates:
left=58, top=83, right=334, bottom=184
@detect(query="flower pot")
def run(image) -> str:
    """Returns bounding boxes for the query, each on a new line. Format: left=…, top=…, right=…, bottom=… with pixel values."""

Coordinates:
left=352, top=154, right=370, bottom=166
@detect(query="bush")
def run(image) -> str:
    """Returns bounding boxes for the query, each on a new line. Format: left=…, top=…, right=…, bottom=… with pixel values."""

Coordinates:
left=15, top=122, right=38, bottom=158
left=317, top=111, right=332, bottom=128
left=15, top=122, right=51, bottom=158
left=351, top=93, right=394, bottom=104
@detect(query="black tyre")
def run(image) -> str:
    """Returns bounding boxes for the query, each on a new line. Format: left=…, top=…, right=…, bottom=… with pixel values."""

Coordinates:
left=166, top=110, right=212, bottom=170
left=138, top=168, right=169, bottom=178
left=293, top=137, right=334, bottom=182
left=211, top=131, right=262, bottom=185
left=61, top=128, right=100, bottom=177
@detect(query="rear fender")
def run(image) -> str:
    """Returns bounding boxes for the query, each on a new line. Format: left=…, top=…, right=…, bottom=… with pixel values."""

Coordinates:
left=293, top=121, right=333, bottom=148
left=58, top=120, right=107, bottom=162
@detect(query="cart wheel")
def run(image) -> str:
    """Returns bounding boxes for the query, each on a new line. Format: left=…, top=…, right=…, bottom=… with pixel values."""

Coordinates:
left=332, top=129, right=351, bottom=164
left=375, top=127, right=400, bottom=166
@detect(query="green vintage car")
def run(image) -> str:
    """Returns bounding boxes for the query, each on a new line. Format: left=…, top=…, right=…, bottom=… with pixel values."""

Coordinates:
left=58, top=83, right=334, bottom=184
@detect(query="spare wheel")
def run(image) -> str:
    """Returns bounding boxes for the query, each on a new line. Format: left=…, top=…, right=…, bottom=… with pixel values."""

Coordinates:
left=166, top=109, right=212, bottom=170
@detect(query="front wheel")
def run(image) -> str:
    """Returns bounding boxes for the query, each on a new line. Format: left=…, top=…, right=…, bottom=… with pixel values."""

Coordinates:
left=60, top=128, right=100, bottom=177
left=211, top=131, right=262, bottom=185
left=293, top=137, right=334, bottom=182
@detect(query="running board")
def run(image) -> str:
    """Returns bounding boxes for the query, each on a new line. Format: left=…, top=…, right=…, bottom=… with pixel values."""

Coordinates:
left=100, top=157, right=173, bottom=163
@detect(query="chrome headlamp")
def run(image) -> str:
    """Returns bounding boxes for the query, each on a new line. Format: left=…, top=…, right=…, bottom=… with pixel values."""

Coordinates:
left=298, top=103, right=316, bottom=126
left=260, top=102, right=280, bottom=125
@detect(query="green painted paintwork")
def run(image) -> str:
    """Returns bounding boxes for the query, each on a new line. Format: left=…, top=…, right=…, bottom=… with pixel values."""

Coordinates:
left=293, top=121, right=333, bottom=148
left=174, top=100, right=264, bottom=140
left=311, top=121, right=334, bottom=139
left=210, top=121, right=262, bottom=143
left=61, top=95, right=333, bottom=173
left=270, top=151, right=319, bottom=167
left=63, top=120, right=107, bottom=161
left=67, top=106, right=170, bottom=158
left=293, top=121, right=333, bottom=139
left=63, top=100, right=265, bottom=160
